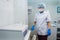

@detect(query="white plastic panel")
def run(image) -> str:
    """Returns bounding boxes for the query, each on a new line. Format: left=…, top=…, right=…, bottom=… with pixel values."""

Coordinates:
left=0, top=30, right=24, bottom=40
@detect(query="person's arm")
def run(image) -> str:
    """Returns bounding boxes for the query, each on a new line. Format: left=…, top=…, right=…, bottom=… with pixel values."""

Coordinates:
left=47, top=22, right=51, bottom=36
left=47, top=22, right=51, bottom=28
left=34, top=21, right=36, bottom=25
left=47, top=11, right=51, bottom=36
left=46, top=11, right=51, bottom=28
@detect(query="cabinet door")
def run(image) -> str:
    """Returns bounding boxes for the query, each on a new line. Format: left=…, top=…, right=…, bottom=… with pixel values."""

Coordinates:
left=14, top=0, right=28, bottom=25
left=0, top=0, right=14, bottom=26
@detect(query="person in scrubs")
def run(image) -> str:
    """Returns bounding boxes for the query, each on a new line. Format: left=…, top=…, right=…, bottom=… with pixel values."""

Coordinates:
left=31, top=3, right=51, bottom=40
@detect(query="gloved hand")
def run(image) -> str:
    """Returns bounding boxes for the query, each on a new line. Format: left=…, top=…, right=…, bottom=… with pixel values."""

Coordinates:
left=47, top=29, right=51, bottom=36
left=31, top=25, right=35, bottom=31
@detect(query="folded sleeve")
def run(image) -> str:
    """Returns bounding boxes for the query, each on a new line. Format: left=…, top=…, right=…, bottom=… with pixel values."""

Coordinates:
left=46, top=11, right=51, bottom=22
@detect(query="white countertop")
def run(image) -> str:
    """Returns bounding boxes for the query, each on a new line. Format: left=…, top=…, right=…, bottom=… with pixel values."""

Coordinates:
left=0, top=24, right=28, bottom=31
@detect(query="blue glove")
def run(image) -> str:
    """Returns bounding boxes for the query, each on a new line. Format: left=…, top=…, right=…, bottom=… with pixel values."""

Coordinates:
left=31, top=25, right=35, bottom=31
left=47, top=29, right=51, bottom=36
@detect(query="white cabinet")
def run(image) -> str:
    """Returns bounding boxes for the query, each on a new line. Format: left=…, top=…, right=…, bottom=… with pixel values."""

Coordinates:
left=14, top=0, right=28, bottom=25
left=0, top=0, right=14, bottom=26
left=0, top=0, right=28, bottom=26
left=0, top=24, right=30, bottom=40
